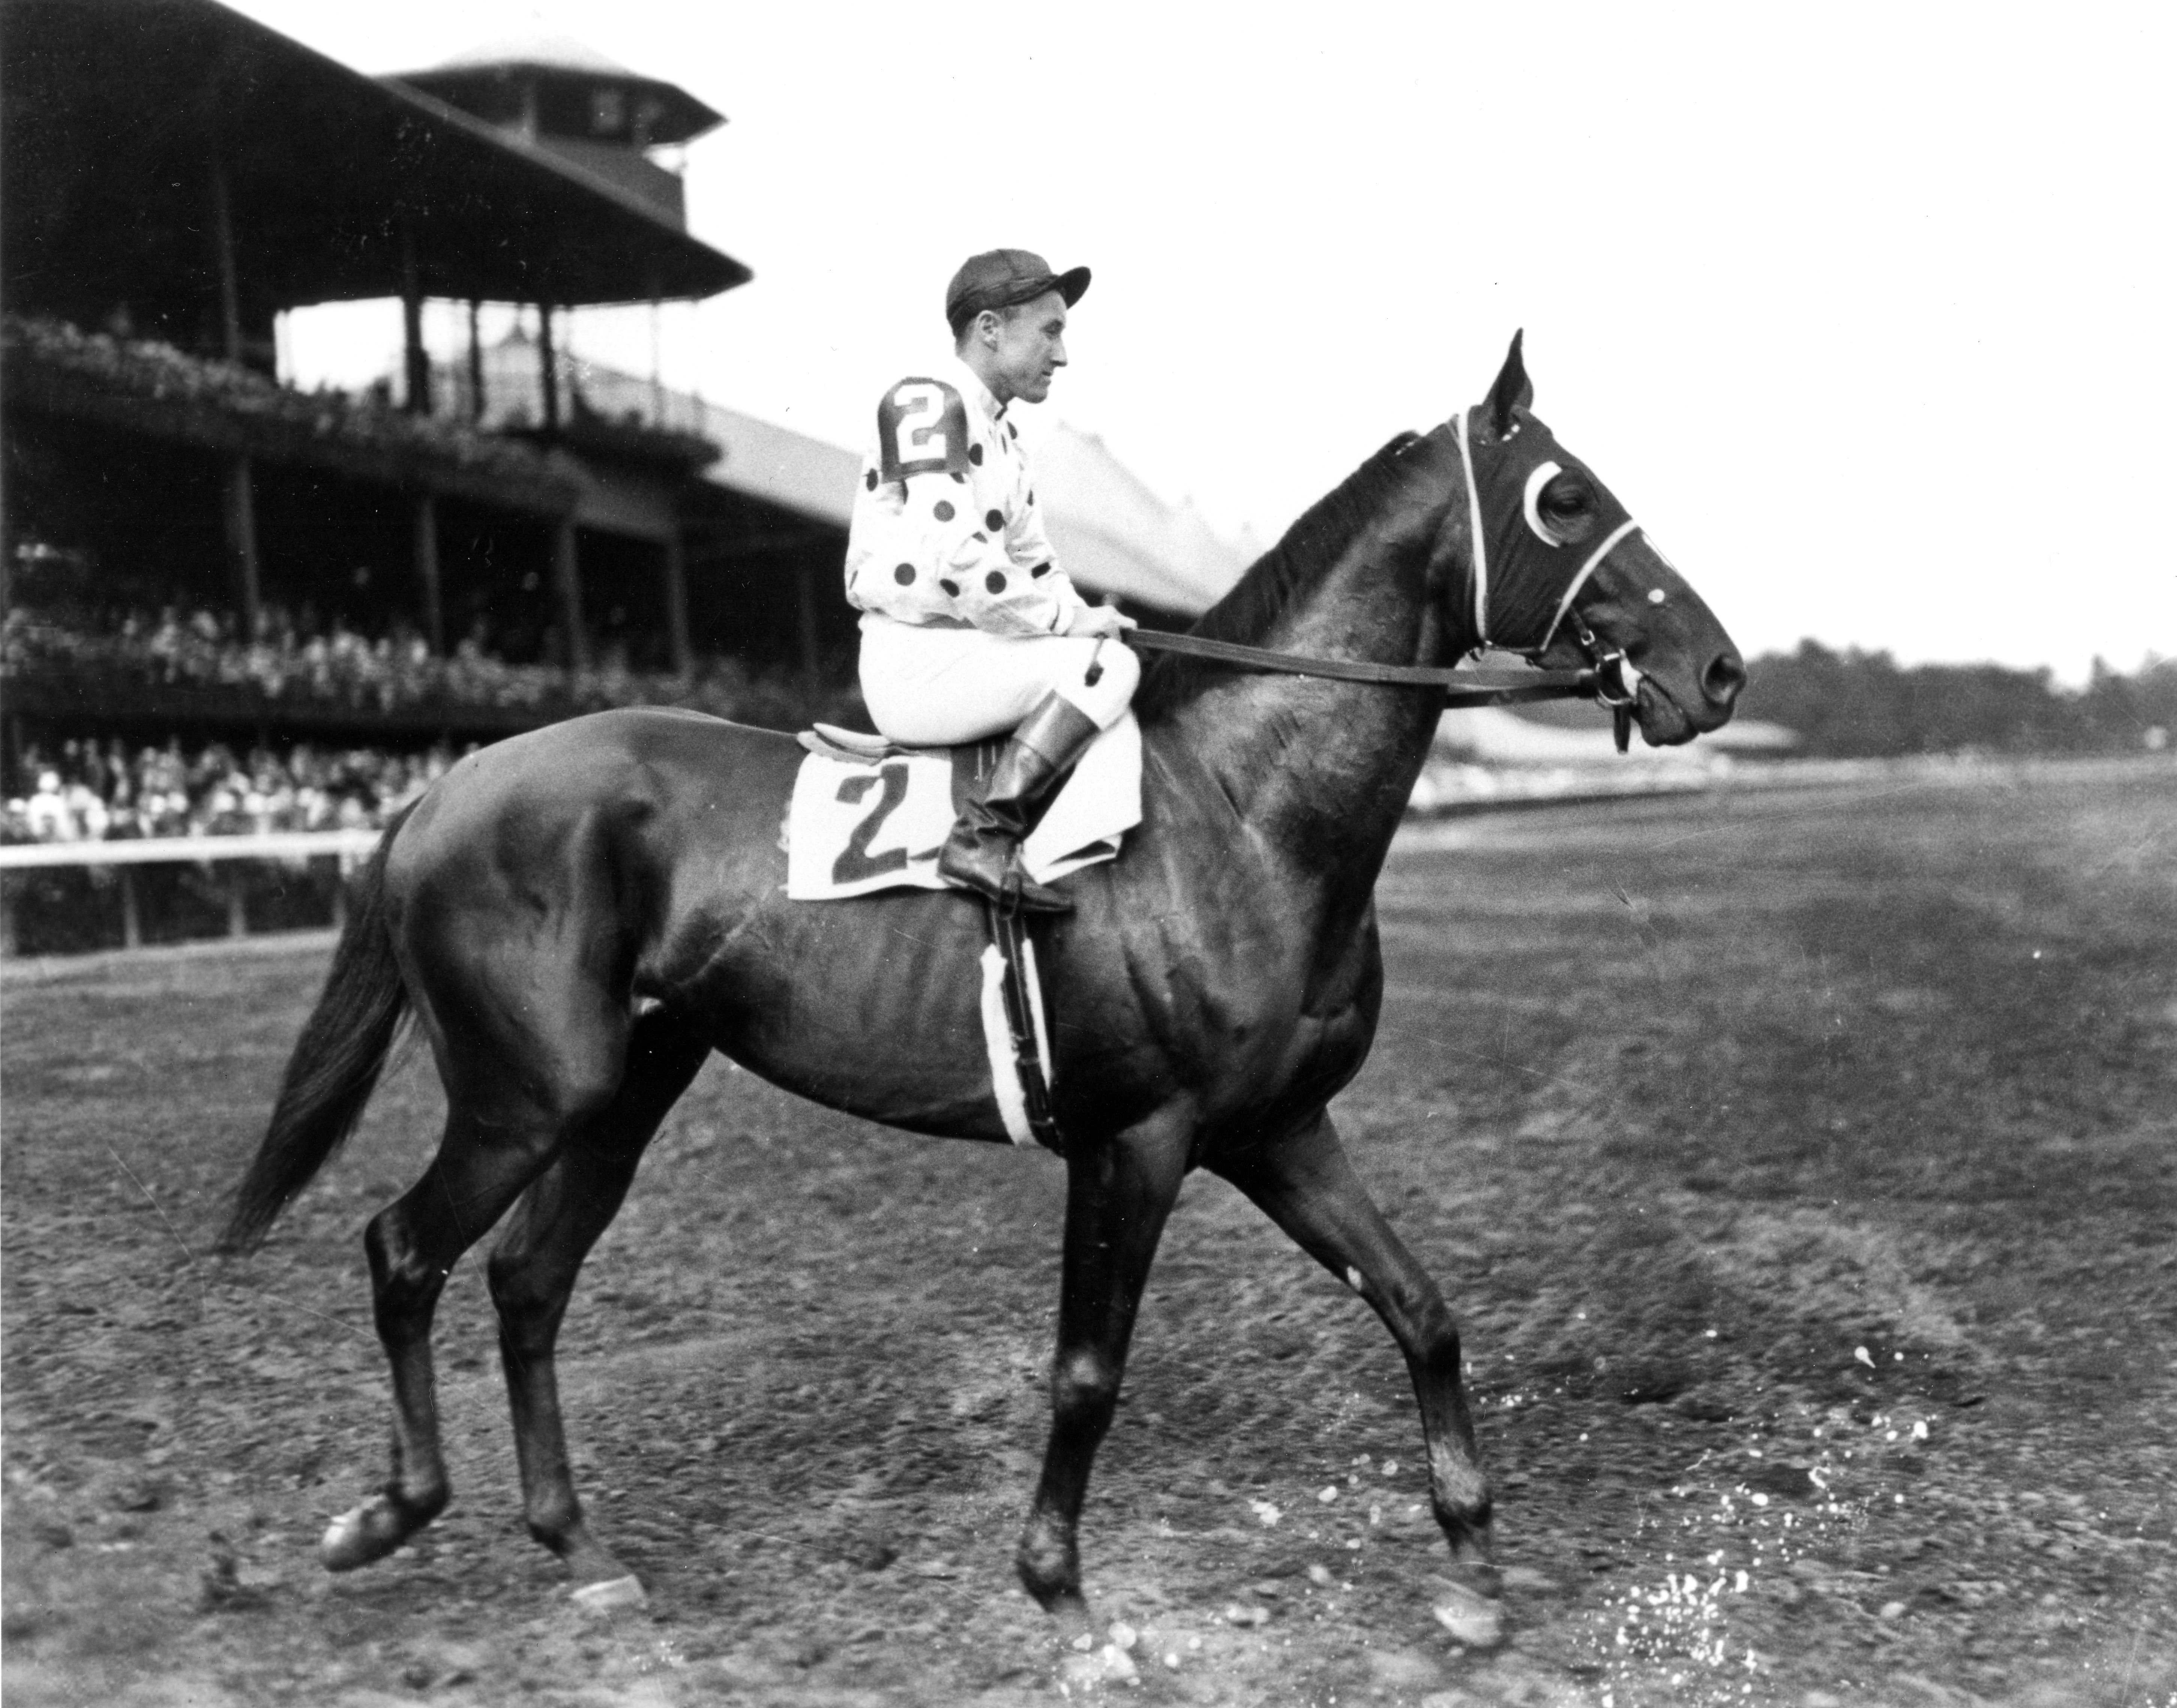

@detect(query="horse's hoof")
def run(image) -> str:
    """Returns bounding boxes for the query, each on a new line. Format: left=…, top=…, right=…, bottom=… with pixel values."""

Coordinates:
left=1059, top=1641, right=1139, bottom=1693
left=1041, top=1591, right=1093, bottom=1647
left=570, top=1574, right=647, bottom=1615
left=319, top=1498, right=419, bottom=1572
left=1429, top=1578, right=1504, bottom=1650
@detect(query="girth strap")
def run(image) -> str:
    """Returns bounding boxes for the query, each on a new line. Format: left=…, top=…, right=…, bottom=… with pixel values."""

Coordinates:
left=985, top=901, right=1062, bottom=1152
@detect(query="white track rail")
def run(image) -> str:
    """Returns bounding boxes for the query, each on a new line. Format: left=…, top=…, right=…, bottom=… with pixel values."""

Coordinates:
left=0, top=830, right=385, bottom=954
left=0, top=829, right=383, bottom=870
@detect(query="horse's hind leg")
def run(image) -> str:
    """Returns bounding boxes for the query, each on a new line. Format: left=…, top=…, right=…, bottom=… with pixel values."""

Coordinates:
left=321, top=1104, right=566, bottom=1570
left=1211, top=1111, right=1495, bottom=1570
left=484, top=1011, right=710, bottom=1594
left=324, top=943, right=636, bottom=1573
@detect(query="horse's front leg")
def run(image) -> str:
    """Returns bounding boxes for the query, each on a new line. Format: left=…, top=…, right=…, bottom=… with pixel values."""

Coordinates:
left=1017, top=1115, right=1190, bottom=1627
left=1211, top=1110, right=1494, bottom=1571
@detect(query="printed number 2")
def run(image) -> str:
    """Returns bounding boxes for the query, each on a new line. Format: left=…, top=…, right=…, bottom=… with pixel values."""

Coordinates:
left=831, top=763, right=912, bottom=886
left=891, top=382, right=947, bottom=469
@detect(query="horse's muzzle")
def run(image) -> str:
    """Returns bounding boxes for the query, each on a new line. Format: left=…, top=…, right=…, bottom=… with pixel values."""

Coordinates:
left=1636, top=645, right=1745, bottom=745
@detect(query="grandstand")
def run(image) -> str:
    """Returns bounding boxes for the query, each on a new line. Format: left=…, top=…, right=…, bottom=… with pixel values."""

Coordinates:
left=0, top=0, right=1254, bottom=951
left=1, top=0, right=766, bottom=945
left=1, top=0, right=777, bottom=748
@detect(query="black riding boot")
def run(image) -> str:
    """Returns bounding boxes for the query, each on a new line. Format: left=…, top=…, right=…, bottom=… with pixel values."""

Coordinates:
left=938, top=692, right=1101, bottom=914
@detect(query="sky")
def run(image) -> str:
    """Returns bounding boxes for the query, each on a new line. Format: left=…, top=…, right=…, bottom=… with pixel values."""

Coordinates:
left=231, top=1, right=2175, bottom=683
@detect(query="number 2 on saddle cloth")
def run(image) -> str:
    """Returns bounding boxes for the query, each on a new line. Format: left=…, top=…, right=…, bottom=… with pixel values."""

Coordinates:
left=824, top=737, right=1010, bottom=890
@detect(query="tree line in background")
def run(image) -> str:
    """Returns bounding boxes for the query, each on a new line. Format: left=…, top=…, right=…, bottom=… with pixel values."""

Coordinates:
left=1737, top=642, right=2174, bottom=758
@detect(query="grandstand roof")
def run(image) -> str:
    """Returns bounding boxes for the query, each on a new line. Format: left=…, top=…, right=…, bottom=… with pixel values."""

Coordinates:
left=0, top=0, right=750, bottom=332
left=436, top=34, right=641, bottom=77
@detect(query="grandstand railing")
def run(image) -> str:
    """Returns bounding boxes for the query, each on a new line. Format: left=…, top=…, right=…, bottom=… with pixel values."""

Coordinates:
left=0, top=830, right=381, bottom=869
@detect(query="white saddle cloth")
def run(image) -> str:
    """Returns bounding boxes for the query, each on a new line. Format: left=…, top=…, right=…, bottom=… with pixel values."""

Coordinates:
left=784, top=712, right=1141, bottom=901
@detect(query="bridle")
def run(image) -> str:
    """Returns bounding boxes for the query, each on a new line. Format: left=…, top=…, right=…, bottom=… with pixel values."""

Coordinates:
left=1128, top=410, right=1654, bottom=747
left=1448, top=408, right=1647, bottom=747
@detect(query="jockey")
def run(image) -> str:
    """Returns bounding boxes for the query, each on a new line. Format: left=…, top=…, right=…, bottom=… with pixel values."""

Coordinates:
left=844, top=249, right=1138, bottom=914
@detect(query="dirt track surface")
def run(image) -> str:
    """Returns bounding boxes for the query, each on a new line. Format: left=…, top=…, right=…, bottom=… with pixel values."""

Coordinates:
left=6, top=758, right=2175, bottom=1708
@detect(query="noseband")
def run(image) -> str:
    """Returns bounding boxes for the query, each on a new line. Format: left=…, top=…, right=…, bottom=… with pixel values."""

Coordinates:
left=1449, top=409, right=1648, bottom=746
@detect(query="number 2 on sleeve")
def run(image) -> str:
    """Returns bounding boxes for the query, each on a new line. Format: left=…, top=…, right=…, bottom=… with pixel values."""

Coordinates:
left=893, top=384, right=945, bottom=467
left=876, top=378, right=972, bottom=481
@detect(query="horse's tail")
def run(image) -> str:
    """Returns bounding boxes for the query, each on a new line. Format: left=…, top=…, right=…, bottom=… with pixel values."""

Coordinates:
left=216, top=805, right=417, bottom=1254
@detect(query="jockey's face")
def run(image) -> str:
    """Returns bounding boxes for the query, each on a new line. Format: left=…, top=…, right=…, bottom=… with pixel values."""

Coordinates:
left=979, top=291, right=1069, bottom=405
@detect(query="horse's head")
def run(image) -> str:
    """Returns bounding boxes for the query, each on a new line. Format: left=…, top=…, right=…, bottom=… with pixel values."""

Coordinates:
left=1432, top=334, right=1744, bottom=746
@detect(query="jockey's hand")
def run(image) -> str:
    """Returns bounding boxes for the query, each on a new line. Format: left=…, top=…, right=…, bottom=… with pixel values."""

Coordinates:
left=1067, top=604, right=1138, bottom=639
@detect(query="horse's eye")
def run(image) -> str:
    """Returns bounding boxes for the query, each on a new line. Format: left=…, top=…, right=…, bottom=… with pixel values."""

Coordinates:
left=1522, top=462, right=1595, bottom=546
left=1541, top=477, right=1590, bottom=518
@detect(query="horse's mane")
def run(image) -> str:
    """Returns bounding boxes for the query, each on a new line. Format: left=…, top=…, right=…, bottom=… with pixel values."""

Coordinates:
left=1135, top=431, right=1426, bottom=717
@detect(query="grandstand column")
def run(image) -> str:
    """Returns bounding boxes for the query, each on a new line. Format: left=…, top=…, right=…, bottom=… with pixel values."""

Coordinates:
left=467, top=301, right=486, bottom=422
left=413, top=495, right=445, bottom=655
left=538, top=305, right=562, bottom=433
left=222, top=455, right=263, bottom=633
left=400, top=226, right=431, bottom=416
left=207, top=148, right=242, bottom=362
left=663, top=531, right=693, bottom=676
left=553, top=521, right=591, bottom=670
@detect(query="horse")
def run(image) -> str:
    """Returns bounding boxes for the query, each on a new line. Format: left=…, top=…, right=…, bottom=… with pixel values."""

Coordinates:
left=216, top=335, right=1743, bottom=1631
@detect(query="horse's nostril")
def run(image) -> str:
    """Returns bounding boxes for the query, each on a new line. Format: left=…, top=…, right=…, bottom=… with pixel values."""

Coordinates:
left=1703, top=651, right=1746, bottom=709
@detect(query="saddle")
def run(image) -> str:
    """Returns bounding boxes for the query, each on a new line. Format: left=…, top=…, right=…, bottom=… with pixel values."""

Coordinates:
left=797, top=722, right=967, bottom=767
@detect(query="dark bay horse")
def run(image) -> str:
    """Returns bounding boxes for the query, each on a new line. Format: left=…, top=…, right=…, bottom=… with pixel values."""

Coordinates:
left=218, top=337, right=1743, bottom=1624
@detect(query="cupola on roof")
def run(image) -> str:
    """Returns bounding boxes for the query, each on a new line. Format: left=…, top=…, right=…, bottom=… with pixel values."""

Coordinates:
left=395, top=34, right=725, bottom=149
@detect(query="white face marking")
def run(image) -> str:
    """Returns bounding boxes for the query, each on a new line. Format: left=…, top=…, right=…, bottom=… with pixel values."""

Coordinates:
left=1648, top=588, right=1667, bottom=605
left=1344, top=1266, right=1366, bottom=1294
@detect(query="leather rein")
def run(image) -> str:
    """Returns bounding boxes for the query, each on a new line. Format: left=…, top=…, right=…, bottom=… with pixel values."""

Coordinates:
left=1125, top=626, right=1610, bottom=710
left=1124, top=410, right=1649, bottom=741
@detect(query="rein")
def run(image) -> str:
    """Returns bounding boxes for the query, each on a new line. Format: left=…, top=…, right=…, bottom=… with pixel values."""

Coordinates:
left=1125, top=627, right=1605, bottom=709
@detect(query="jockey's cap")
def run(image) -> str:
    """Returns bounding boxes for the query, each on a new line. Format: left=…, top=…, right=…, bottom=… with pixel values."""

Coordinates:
left=945, top=250, right=1091, bottom=331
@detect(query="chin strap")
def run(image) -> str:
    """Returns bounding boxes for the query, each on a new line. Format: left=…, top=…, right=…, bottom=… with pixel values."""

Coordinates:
left=1564, top=609, right=1643, bottom=752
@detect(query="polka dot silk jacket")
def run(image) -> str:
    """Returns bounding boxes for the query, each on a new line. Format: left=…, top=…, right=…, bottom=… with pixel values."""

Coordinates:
left=844, top=357, right=1087, bottom=637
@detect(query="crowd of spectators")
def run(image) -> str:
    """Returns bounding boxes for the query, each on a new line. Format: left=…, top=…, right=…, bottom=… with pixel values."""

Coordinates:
left=4, top=311, right=556, bottom=486
left=13, top=600, right=596, bottom=714
left=1, top=588, right=863, bottom=854
left=3, top=600, right=839, bottom=729
left=3, top=735, right=460, bottom=844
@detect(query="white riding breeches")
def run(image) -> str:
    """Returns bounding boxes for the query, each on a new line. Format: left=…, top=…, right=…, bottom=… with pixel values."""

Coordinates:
left=857, top=613, right=1141, bottom=747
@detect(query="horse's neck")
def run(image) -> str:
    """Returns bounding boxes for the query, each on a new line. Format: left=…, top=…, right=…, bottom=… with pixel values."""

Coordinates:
left=1166, top=529, right=1455, bottom=899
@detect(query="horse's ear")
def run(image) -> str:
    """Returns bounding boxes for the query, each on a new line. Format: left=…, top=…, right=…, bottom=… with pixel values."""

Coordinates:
left=1485, top=330, right=1532, bottom=439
